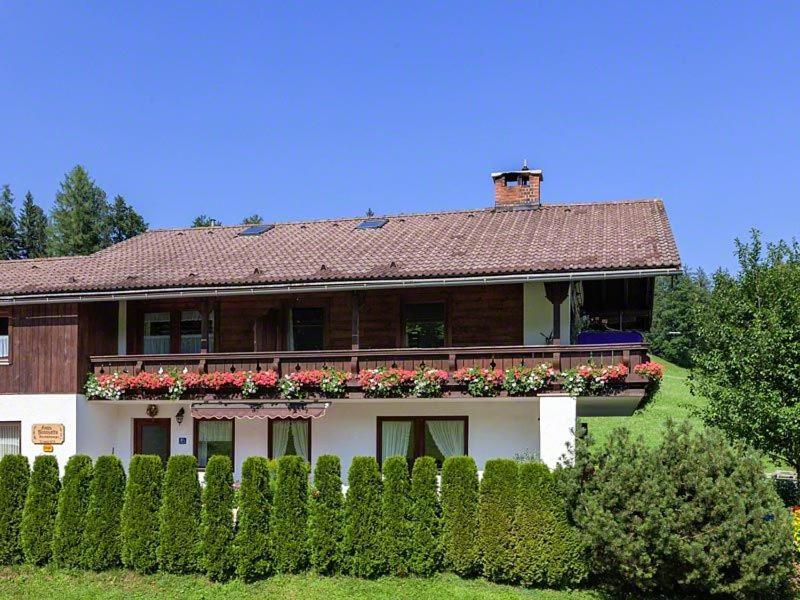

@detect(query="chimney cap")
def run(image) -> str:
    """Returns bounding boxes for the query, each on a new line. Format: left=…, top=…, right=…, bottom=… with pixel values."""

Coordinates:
left=490, top=168, right=543, bottom=180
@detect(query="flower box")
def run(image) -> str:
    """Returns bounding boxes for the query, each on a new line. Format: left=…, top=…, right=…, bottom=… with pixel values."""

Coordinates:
left=562, top=362, right=629, bottom=396
left=358, top=367, right=416, bottom=398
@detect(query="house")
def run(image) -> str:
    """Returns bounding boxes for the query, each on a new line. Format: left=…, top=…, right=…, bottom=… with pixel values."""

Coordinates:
left=0, top=165, right=680, bottom=477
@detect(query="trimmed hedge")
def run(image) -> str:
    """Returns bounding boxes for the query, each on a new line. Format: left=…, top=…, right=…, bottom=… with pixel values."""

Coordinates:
left=0, top=455, right=29, bottom=564
left=200, top=455, right=235, bottom=581
left=269, top=455, right=309, bottom=574
left=20, top=455, right=60, bottom=565
left=478, top=458, right=518, bottom=583
left=158, top=455, right=201, bottom=574
left=343, top=456, right=383, bottom=578
left=440, top=456, right=479, bottom=577
left=81, top=455, right=126, bottom=570
left=53, top=454, right=93, bottom=568
left=381, top=456, right=412, bottom=576
left=513, top=462, right=586, bottom=588
left=235, top=456, right=273, bottom=581
left=409, top=456, right=440, bottom=576
left=308, top=455, right=344, bottom=575
left=121, top=455, right=163, bottom=573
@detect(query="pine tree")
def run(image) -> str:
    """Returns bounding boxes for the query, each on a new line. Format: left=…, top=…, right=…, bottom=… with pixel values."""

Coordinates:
left=48, top=165, right=111, bottom=256
left=191, top=214, right=221, bottom=227
left=242, top=214, right=264, bottom=225
left=0, top=185, right=19, bottom=259
left=17, top=192, right=48, bottom=259
left=108, top=195, right=147, bottom=244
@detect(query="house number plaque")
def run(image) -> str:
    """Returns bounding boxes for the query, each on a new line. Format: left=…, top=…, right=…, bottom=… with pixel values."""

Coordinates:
left=32, top=424, right=65, bottom=445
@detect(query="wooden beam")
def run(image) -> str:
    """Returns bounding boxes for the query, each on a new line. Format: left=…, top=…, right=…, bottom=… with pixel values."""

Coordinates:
left=351, top=291, right=361, bottom=350
left=544, top=282, right=570, bottom=345
left=200, top=299, right=210, bottom=354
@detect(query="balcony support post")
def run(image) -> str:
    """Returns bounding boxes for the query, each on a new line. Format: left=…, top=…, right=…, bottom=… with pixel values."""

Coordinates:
left=544, top=282, right=570, bottom=345
left=200, top=299, right=210, bottom=354
left=350, top=291, right=361, bottom=374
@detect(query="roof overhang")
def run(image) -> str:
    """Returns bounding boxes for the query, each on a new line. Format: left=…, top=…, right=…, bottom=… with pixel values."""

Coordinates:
left=0, top=266, right=681, bottom=306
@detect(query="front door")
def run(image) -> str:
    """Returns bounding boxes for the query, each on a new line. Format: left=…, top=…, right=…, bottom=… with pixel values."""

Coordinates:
left=133, top=418, right=171, bottom=464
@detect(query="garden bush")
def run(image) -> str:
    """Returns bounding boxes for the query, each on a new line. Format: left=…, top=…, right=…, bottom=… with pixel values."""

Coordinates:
left=269, top=454, right=309, bottom=573
left=236, top=456, right=273, bottom=581
left=408, top=456, right=440, bottom=576
left=0, top=455, right=29, bottom=564
left=158, top=454, right=201, bottom=574
left=572, top=421, right=794, bottom=598
left=52, top=454, right=93, bottom=568
left=308, top=454, right=343, bottom=575
left=773, top=477, right=799, bottom=507
left=478, top=458, right=518, bottom=583
left=381, top=455, right=412, bottom=576
left=120, top=455, right=163, bottom=573
left=513, top=461, right=586, bottom=588
left=20, top=455, right=60, bottom=565
left=200, top=455, right=235, bottom=581
left=81, top=455, right=126, bottom=570
left=343, top=456, right=383, bottom=578
left=440, top=456, right=479, bottom=577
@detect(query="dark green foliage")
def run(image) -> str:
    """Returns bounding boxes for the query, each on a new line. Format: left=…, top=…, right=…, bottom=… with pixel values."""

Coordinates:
left=121, top=455, right=163, bottom=573
left=440, top=456, right=479, bottom=577
left=343, top=456, right=383, bottom=579
left=200, top=455, right=234, bottom=581
left=20, top=455, right=60, bottom=565
left=308, top=455, right=343, bottom=575
left=0, top=185, right=19, bottom=259
left=191, top=214, right=222, bottom=227
left=269, top=455, right=309, bottom=574
left=108, top=195, right=147, bottom=244
left=241, top=214, right=264, bottom=224
left=694, top=231, right=800, bottom=474
left=17, top=191, right=48, bottom=259
left=513, top=462, right=586, bottom=588
left=773, top=478, right=799, bottom=507
left=235, top=456, right=273, bottom=581
left=408, top=456, right=440, bottom=576
left=381, top=456, right=411, bottom=576
left=81, top=455, right=126, bottom=571
left=0, top=455, right=29, bottom=564
left=158, top=455, right=201, bottom=574
left=49, top=166, right=111, bottom=256
left=572, top=421, right=794, bottom=598
left=52, top=454, right=93, bottom=568
left=478, top=458, right=518, bottom=583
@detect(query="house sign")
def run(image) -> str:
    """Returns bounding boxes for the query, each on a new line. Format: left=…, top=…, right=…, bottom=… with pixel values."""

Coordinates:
left=32, top=423, right=65, bottom=445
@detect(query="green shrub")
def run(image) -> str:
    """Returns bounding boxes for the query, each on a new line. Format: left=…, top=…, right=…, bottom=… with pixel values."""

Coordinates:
left=52, top=454, right=93, bottom=568
left=773, top=478, right=799, bottom=507
left=343, top=456, right=383, bottom=578
left=573, top=421, right=794, bottom=598
left=513, top=461, right=586, bottom=588
left=381, top=455, right=411, bottom=576
left=20, top=455, right=60, bottom=565
left=269, top=455, right=309, bottom=573
left=81, top=455, right=126, bottom=570
left=235, top=456, right=273, bottom=581
left=308, top=454, right=343, bottom=575
left=478, top=458, right=518, bottom=583
left=200, top=455, right=235, bottom=581
left=440, top=456, right=479, bottom=577
left=120, top=455, right=163, bottom=573
left=158, top=454, right=201, bottom=574
left=0, top=455, right=29, bottom=564
left=408, top=456, right=440, bottom=576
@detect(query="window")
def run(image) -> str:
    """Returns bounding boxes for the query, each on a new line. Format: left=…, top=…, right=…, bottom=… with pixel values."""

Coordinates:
left=269, top=418, right=310, bottom=461
left=0, top=422, right=20, bottom=457
left=143, top=312, right=171, bottom=354
left=0, top=316, right=9, bottom=361
left=377, top=416, right=467, bottom=467
left=291, top=307, right=324, bottom=351
left=194, top=419, right=234, bottom=468
left=404, top=303, right=446, bottom=348
left=180, top=310, right=214, bottom=353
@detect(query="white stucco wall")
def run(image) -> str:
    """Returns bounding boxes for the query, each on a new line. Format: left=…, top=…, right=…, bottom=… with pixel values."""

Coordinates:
left=538, top=394, right=577, bottom=468
left=523, top=281, right=571, bottom=345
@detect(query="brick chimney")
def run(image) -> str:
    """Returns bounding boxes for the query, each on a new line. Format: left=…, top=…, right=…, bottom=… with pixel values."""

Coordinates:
left=491, top=161, right=542, bottom=208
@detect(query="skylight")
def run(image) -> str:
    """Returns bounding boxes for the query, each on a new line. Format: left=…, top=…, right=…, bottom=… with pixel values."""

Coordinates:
left=239, top=224, right=274, bottom=236
left=357, top=218, right=388, bottom=230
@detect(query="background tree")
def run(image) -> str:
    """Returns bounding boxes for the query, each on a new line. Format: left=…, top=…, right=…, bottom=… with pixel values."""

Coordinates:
left=108, top=195, right=147, bottom=243
left=191, top=214, right=221, bottom=227
left=242, top=214, right=264, bottom=225
left=693, top=230, right=800, bottom=473
left=0, top=185, right=19, bottom=259
left=48, top=165, right=111, bottom=256
left=17, top=192, right=48, bottom=258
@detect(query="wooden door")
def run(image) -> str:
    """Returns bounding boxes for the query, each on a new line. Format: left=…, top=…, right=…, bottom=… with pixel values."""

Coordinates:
left=133, top=418, right=171, bottom=464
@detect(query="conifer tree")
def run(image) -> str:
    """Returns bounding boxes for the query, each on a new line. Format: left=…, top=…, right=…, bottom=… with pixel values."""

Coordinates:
left=235, top=456, right=273, bottom=581
left=107, top=195, right=147, bottom=244
left=81, top=455, right=126, bottom=570
left=17, top=191, right=48, bottom=259
left=52, top=454, right=93, bottom=568
left=0, top=455, right=30, bottom=564
left=48, top=165, right=111, bottom=256
left=20, top=455, right=60, bottom=565
left=242, top=214, right=264, bottom=225
left=0, top=185, right=19, bottom=259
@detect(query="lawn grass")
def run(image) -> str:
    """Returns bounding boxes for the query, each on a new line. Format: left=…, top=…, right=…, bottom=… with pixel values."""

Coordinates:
left=0, top=566, right=599, bottom=600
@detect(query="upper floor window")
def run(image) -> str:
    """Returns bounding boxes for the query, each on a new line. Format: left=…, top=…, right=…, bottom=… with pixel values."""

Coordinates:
left=0, top=422, right=20, bottom=457
left=195, top=418, right=233, bottom=469
left=404, top=302, right=445, bottom=348
left=181, top=310, right=214, bottom=353
left=291, top=307, right=324, bottom=351
left=143, top=312, right=171, bottom=354
left=0, top=316, right=9, bottom=360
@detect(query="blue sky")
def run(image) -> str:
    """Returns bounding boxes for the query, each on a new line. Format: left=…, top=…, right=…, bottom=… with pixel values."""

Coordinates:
left=1, top=2, right=798, bottom=272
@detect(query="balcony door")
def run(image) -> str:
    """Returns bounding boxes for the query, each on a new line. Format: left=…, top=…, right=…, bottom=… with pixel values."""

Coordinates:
left=133, top=418, right=171, bottom=464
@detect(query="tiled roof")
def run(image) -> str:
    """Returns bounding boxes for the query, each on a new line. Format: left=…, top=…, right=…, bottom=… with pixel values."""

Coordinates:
left=0, top=199, right=680, bottom=297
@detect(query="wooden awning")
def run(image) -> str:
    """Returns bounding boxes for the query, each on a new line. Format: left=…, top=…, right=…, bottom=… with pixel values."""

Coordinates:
left=191, top=405, right=328, bottom=420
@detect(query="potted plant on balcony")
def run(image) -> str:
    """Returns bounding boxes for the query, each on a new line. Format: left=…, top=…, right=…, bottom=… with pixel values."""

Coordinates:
left=318, top=368, right=351, bottom=398
left=562, top=362, right=628, bottom=396
left=357, top=367, right=415, bottom=398
left=412, top=368, right=450, bottom=398
left=501, top=364, right=558, bottom=396
left=453, top=367, right=504, bottom=397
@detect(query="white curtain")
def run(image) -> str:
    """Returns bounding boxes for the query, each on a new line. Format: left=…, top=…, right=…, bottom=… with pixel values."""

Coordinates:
left=427, top=420, right=465, bottom=458
left=144, top=312, right=170, bottom=354
left=0, top=423, right=20, bottom=457
left=291, top=420, right=309, bottom=461
left=272, top=420, right=290, bottom=459
left=0, top=336, right=8, bottom=358
left=198, top=420, right=231, bottom=467
left=382, top=420, right=412, bottom=461
left=180, top=310, right=214, bottom=353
